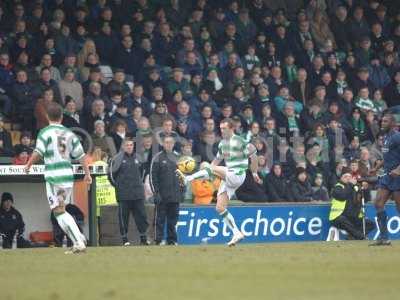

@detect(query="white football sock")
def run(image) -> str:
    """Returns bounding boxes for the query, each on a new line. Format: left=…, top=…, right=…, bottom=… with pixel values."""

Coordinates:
left=220, top=209, right=240, bottom=235
left=186, top=168, right=211, bottom=182
left=56, top=212, right=85, bottom=247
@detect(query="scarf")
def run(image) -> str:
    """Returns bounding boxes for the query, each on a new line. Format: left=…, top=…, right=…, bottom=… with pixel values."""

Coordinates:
left=336, top=80, right=348, bottom=95
left=214, top=77, right=223, bottom=91
left=287, top=116, right=298, bottom=131
left=351, top=117, right=365, bottom=135
left=285, top=65, right=298, bottom=83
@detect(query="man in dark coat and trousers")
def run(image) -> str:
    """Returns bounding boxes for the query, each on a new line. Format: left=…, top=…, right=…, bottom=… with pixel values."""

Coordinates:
left=150, top=136, right=183, bottom=245
left=108, top=137, right=149, bottom=246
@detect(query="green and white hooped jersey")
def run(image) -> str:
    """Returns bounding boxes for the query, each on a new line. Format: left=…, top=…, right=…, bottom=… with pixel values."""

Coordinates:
left=34, top=124, right=85, bottom=187
left=216, top=134, right=251, bottom=175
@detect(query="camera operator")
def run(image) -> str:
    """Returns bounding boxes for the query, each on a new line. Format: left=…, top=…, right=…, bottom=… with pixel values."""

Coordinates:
left=329, top=168, right=375, bottom=240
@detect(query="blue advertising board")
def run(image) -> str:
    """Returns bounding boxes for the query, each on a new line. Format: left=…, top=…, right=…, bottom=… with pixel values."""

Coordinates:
left=176, top=203, right=400, bottom=245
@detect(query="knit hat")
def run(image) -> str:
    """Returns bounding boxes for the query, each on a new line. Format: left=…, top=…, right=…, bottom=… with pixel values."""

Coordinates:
left=1, top=192, right=13, bottom=203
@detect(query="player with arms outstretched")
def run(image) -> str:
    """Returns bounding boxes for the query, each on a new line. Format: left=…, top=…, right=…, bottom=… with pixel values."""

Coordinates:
left=177, top=118, right=260, bottom=246
left=24, top=103, right=92, bottom=254
left=370, top=113, right=400, bottom=246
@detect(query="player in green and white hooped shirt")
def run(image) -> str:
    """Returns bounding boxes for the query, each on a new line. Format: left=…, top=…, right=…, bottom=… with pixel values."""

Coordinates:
left=177, top=118, right=260, bottom=246
left=24, top=103, right=92, bottom=254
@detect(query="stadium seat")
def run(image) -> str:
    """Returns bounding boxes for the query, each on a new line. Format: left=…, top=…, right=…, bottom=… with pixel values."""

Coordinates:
left=11, top=130, right=21, bottom=146
left=2, top=121, right=12, bottom=131
left=0, top=157, right=13, bottom=164
left=29, top=231, right=54, bottom=244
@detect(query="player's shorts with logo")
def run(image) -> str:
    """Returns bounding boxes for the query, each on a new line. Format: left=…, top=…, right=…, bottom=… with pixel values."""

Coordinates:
left=45, top=182, right=73, bottom=210
left=217, top=169, right=246, bottom=200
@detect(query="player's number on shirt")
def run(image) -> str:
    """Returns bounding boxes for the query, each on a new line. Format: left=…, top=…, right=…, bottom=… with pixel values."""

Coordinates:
left=57, top=134, right=67, bottom=158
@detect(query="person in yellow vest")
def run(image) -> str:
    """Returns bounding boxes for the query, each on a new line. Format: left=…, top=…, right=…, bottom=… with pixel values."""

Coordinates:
left=329, top=167, right=375, bottom=240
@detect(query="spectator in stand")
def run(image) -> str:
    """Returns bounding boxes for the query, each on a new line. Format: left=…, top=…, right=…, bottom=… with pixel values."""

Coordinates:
left=113, top=34, right=138, bottom=80
left=11, top=69, right=35, bottom=131
left=13, top=131, right=33, bottom=156
left=265, top=163, right=289, bottom=202
left=82, top=98, right=110, bottom=134
left=289, top=167, right=314, bottom=202
left=58, top=67, right=83, bottom=110
left=35, top=53, right=61, bottom=82
left=80, top=53, right=102, bottom=83
left=34, top=88, right=55, bottom=131
left=310, top=9, right=336, bottom=50
left=62, top=97, right=81, bottom=128
left=77, top=39, right=97, bottom=68
left=0, top=114, right=13, bottom=157
left=0, top=53, right=14, bottom=117
left=91, top=119, right=117, bottom=158
left=384, top=70, right=400, bottom=108
left=149, top=101, right=175, bottom=130
left=312, top=173, right=330, bottom=202
left=12, top=145, right=31, bottom=165
left=110, top=119, right=128, bottom=153
left=33, top=67, right=62, bottom=103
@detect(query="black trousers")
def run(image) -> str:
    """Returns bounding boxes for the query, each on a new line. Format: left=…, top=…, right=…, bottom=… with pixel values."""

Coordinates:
left=52, top=220, right=83, bottom=247
left=1, top=231, right=30, bottom=249
left=236, top=171, right=269, bottom=202
left=331, top=215, right=375, bottom=240
left=154, top=202, right=179, bottom=243
left=118, top=200, right=149, bottom=241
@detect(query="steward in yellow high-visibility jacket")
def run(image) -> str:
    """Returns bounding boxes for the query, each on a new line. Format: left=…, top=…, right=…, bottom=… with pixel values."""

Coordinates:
left=329, top=167, right=375, bottom=240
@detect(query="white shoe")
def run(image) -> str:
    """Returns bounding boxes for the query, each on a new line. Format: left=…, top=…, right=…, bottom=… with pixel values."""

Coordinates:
left=123, top=241, right=131, bottom=246
left=65, top=245, right=86, bottom=254
left=175, top=169, right=188, bottom=186
left=227, top=232, right=244, bottom=247
left=81, top=233, right=87, bottom=246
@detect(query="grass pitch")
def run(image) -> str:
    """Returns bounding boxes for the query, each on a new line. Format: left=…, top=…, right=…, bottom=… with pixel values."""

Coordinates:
left=0, top=241, right=398, bottom=300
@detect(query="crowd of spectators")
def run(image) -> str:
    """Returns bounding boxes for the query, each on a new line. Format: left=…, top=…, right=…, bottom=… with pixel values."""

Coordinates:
left=1, top=0, right=400, bottom=203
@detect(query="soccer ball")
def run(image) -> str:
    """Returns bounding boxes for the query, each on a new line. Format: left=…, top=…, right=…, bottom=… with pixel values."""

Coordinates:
left=177, top=156, right=196, bottom=174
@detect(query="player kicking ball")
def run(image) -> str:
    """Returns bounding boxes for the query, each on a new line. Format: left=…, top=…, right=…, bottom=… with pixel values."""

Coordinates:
left=370, top=113, right=400, bottom=246
left=176, top=118, right=260, bottom=246
left=24, top=103, right=92, bottom=254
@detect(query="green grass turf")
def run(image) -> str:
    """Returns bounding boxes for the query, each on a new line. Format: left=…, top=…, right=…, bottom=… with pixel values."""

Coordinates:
left=0, top=241, right=399, bottom=300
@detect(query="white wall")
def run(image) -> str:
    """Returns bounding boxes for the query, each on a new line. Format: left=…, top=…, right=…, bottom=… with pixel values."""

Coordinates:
left=0, top=182, right=88, bottom=239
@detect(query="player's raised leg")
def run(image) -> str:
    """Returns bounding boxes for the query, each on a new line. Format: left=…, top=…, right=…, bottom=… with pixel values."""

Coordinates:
left=176, top=162, right=230, bottom=186
left=176, top=162, right=214, bottom=185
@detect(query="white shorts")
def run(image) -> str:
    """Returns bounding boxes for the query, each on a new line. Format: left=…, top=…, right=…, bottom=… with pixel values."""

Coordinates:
left=217, top=169, right=246, bottom=200
left=45, top=182, right=73, bottom=210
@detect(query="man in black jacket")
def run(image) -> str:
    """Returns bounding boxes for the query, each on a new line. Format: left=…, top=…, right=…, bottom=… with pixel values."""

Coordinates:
left=150, top=136, right=183, bottom=245
left=109, top=137, right=149, bottom=246
left=0, top=192, right=26, bottom=249
left=329, top=167, right=375, bottom=240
